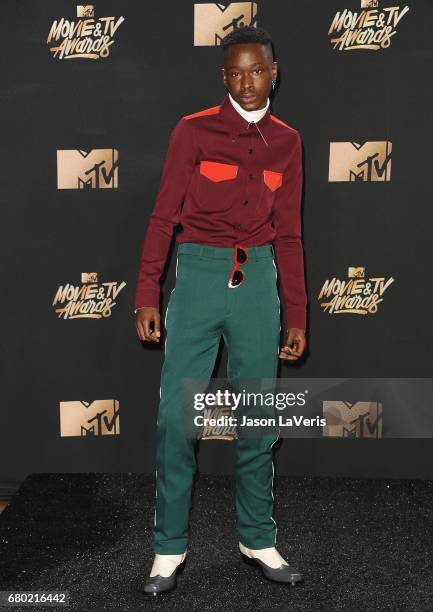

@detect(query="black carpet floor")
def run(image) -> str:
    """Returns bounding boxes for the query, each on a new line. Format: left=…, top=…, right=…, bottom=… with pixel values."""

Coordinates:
left=0, top=473, right=432, bottom=611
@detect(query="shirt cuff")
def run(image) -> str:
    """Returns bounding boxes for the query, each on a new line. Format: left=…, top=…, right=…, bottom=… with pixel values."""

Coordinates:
left=134, top=287, right=160, bottom=313
left=284, top=309, right=307, bottom=332
left=134, top=305, right=157, bottom=313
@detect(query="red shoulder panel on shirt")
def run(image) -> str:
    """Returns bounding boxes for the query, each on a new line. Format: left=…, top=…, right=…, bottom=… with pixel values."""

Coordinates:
left=183, top=105, right=221, bottom=120
left=270, top=114, right=297, bottom=132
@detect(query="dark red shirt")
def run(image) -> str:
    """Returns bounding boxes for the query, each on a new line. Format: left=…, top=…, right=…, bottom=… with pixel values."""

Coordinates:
left=134, top=93, right=307, bottom=331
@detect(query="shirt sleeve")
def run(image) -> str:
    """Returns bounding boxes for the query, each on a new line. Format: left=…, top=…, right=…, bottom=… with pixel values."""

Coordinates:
left=272, top=130, right=307, bottom=332
left=134, top=117, right=197, bottom=311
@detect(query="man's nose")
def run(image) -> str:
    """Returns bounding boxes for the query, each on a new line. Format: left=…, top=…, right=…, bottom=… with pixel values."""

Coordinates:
left=240, top=73, right=254, bottom=88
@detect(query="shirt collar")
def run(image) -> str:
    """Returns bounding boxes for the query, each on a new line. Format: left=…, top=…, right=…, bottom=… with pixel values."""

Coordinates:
left=218, top=93, right=272, bottom=139
left=228, top=92, right=270, bottom=123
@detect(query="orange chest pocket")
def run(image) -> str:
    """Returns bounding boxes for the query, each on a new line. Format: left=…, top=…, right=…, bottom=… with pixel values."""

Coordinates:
left=263, top=169, right=283, bottom=192
left=200, top=160, right=239, bottom=182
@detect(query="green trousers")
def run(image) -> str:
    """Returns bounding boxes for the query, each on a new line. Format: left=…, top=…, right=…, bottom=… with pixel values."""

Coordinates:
left=154, top=242, right=281, bottom=554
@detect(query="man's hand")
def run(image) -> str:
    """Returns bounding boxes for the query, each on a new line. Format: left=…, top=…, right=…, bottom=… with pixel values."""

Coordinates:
left=135, top=307, right=161, bottom=343
left=279, top=328, right=306, bottom=361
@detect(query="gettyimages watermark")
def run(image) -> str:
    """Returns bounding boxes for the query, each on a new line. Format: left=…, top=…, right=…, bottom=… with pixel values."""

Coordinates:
left=180, top=378, right=433, bottom=440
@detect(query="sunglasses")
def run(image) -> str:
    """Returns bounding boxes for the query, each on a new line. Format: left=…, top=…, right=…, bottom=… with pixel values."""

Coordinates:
left=228, top=244, right=248, bottom=288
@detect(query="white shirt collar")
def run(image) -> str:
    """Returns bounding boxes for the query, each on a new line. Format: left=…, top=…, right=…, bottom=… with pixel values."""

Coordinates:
left=228, top=92, right=270, bottom=123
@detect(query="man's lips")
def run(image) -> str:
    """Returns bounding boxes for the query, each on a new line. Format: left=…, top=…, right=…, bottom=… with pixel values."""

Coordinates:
left=240, top=94, right=256, bottom=101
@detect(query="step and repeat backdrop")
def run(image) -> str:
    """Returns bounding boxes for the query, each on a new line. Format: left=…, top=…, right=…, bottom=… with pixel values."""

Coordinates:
left=1, top=1, right=432, bottom=495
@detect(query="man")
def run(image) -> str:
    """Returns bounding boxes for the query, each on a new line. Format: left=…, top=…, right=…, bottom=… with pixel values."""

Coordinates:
left=134, top=26, right=307, bottom=596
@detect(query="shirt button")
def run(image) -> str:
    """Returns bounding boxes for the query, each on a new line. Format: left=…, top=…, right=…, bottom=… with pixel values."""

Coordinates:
left=248, top=148, right=253, bottom=154
left=249, top=173, right=254, bottom=179
left=243, top=200, right=248, bottom=205
left=233, top=223, right=242, bottom=230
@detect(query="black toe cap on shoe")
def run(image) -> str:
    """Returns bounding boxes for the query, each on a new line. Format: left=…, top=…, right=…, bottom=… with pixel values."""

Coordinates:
left=142, top=574, right=176, bottom=596
left=240, top=551, right=303, bottom=585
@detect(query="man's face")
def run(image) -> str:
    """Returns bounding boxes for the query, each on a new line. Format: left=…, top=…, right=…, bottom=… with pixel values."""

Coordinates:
left=222, top=43, right=277, bottom=111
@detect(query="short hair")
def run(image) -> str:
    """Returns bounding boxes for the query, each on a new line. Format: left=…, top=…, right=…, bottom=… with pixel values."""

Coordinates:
left=221, top=25, right=274, bottom=61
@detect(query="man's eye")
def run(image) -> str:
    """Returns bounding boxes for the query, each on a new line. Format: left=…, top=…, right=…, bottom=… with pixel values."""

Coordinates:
left=229, top=72, right=239, bottom=77
left=253, top=69, right=263, bottom=74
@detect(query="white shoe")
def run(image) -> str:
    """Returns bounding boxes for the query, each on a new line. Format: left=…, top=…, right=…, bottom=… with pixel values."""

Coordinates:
left=143, top=550, right=188, bottom=596
left=149, top=551, right=187, bottom=577
left=239, top=542, right=303, bottom=585
left=239, top=542, right=288, bottom=568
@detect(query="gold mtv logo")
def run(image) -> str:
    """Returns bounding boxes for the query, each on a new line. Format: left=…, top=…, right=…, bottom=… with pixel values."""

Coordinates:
left=77, top=5, right=94, bottom=17
left=361, top=0, right=378, bottom=7
left=198, top=405, right=238, bottom=441
left=81, top=272, right=98, bottom=283
left=194, top=2, right=257, bottom=46
left=329, top=141, right=392, bottom=182
left=60, top=400, right=120, bottom=437
left=57, top=149, right=118, bottom=189
left=348, top=267, right=365, bottom=278
left=323, top=401, right=383, bottom=438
